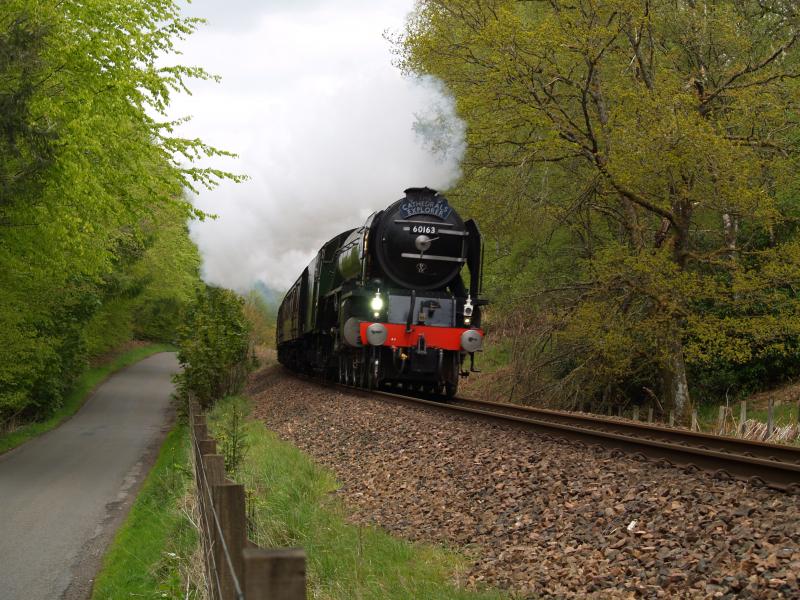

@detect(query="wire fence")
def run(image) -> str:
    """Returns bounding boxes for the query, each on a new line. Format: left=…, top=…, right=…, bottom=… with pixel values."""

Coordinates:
left=577, top=398, right=800, bottom=443
left=189, top=402, right=307, bottom=600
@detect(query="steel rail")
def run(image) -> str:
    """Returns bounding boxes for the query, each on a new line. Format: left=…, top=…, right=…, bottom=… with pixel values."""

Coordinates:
left=450, top=397, right=800, bottom=465
left=320, top=379, right=800, bottom=493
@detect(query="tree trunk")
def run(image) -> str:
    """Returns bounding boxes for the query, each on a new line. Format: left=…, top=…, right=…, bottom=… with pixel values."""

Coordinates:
left=722, top=213, right=738, bottom=261
left=622, top=198, right=645, bottom=249
left=663, top=331, right=690, bottom=420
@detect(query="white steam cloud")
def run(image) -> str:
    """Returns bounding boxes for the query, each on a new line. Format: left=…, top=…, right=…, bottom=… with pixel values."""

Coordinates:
left=170, top=0, right=465, bottom=291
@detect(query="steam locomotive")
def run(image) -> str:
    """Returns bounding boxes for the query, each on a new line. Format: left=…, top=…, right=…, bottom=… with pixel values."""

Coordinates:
left=276, top=187, right=485, bottom=396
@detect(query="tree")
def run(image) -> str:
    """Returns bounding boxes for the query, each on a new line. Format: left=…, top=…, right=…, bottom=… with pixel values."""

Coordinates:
left=0, top=10, right=54, bottom=209
left=400, top=1, right=800, bottom=417
left=0, top=1, right=241, bottom=422
left=175, top=286, right=253, bottom=409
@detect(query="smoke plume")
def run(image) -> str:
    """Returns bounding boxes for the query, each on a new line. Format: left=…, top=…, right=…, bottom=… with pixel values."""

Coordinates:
left=171, top=0, right=465, bottom=291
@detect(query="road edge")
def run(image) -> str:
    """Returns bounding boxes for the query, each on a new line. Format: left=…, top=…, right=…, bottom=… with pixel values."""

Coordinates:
left=0, top=344, right=175, bottom=457
left=62, top=408, right=178, bottom=600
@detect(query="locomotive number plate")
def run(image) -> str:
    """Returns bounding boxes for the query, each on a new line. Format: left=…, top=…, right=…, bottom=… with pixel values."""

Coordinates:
left=410, top=225, right=437, bottom=235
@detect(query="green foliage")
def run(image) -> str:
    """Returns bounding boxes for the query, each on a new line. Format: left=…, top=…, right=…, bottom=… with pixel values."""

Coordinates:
left=90, top=424, right=199, bottom=599
left=208, top=395, right=250, bottom=476
left=244, top=290, right=277, bottom=347
left=128, top=202, right=203, bottom=342
left=0, top=10, right=54, bottom=205
left=0, top=1, right=236, bottom=422
left=175, top=286, right=254, bottom=409
left=208, top=396, right=507, bottom=600
left=400, top=0, right=800, bottom=413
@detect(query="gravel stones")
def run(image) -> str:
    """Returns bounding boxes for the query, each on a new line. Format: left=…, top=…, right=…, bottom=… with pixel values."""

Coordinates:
left=248, top=366, right=800, bottom=598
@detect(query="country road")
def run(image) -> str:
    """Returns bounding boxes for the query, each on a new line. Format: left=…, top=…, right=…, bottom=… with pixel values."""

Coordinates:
left=0, top=352, right=179, bottom=600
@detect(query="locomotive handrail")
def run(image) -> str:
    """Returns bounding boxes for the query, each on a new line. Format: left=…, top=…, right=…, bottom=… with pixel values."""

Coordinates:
left=400, top=252, right=467, bottom=262
left=394, top=218, right=456, bottom=227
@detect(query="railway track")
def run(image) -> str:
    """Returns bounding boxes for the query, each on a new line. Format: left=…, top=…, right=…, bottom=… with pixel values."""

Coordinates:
left=330, top=381, right=800, bottom=493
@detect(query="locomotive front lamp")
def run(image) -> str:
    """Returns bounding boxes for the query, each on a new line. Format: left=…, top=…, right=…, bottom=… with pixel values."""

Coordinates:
left=463, top=294, right=474, bottom=316
left=463, top=294, right=474, bottom=326
left=370, top=290, right=384, bottom=316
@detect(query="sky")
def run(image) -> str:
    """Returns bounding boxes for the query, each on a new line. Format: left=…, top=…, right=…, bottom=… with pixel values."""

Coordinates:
left=170, top=0, right=465, bottom=292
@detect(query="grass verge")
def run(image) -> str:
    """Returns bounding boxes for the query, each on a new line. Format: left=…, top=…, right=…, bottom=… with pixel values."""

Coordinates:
left=90, top=423, right=200, bottom=599
left=0, top=343, right=174, bottom=455
left=209, top=396, right=507, bottom=600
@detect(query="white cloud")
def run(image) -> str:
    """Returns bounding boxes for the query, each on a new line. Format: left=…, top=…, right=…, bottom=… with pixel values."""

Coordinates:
left=170, top=0, right=465, bottom=291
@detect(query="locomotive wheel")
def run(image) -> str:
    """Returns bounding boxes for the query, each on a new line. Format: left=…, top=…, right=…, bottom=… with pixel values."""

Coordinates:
left=342, top=356, right=351, bottom=385
left=445, top=381, right=458, bottom=398
left=359, top=360, right=367, bottom=388
left=366, top=359, right=379, bottom=390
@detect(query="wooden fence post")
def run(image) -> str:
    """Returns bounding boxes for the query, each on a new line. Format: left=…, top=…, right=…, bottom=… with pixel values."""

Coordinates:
left=739, top=401, right=747, bottom=437
left=647, top=407, right=654, bottom=423
left=691, top=410, right=698, bottom=432
left=766, top=398, right=775, bottom=441
left=632, top=406, right=639, bottom=421
left=796, top=398, right=800, bottom=429
left=194, top=417, right=208, bottom=443
left=201, top=455, right=225, bottom=600
left=244, top=548, right=306, bottom=600
left=617, top=406, right=623, bottom=418
left=190, top=406, right=308, bottom=600
left=204, top=455, right=226, bottom=488
left=607, top=405, right=612, bottom=416
left=199, top=439, right=217, bottom=457
left=668, top=410, right=675, bottom=427
left=212, top=483, right=246, bottom=600
left=717, top=406, right=726, bottom=435
left=193, top=418, right=209, bottom=471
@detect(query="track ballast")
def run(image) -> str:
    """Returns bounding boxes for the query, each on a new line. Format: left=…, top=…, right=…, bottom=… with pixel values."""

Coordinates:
left=323, top=379, right=800, bottom=493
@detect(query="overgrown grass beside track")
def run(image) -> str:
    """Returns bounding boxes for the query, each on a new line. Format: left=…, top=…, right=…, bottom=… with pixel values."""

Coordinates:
left=90, top=423, right=200, bottom=599
left=209, top=396, right=507, bottom=600
left=0, top=343, right=174, bottom=455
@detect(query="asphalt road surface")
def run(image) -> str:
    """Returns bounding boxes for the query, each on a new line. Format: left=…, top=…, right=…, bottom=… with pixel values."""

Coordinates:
left=0, top=352, right=179, bottom=600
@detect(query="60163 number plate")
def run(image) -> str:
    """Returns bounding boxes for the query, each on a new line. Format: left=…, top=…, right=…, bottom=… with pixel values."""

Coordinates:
left=411, top=225, right=437, bottom=235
